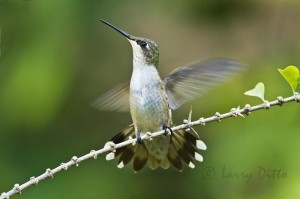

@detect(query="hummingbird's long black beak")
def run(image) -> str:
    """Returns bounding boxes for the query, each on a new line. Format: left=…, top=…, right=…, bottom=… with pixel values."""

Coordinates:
left=99, top=19, right=135, bottom=41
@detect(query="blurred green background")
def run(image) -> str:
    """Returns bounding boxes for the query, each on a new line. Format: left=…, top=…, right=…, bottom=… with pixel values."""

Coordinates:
left=1, top=0, right=300, bottom=198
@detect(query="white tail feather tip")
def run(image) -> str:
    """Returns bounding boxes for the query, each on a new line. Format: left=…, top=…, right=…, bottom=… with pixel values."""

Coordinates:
left=106, top=152, right=115, bottom=161
left=196, top=140, right=207, bottom=150
left=117, top=161, right=124, bottom=168
left=189, top=162, right=195, bottom=169
left=195, top=152, right=203, bottom=162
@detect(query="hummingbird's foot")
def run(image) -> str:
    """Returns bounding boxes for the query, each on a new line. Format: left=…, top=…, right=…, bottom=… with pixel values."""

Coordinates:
left=163, top=124, right=173, bottom=136
left=136, top=132, right=142, bottom=143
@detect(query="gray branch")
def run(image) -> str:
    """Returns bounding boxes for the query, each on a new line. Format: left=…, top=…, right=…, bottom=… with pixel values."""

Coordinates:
left=1, top=93, right=299, bottom=199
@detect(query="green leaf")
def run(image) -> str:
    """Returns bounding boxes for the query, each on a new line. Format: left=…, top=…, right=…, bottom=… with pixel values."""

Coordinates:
left=278, top=66, right=299, bottom=93
left=244, top=82, right=265, bottom=102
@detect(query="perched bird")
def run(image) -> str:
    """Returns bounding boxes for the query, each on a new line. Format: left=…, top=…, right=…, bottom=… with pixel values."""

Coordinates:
left=93, top=20, right=243, bottom=172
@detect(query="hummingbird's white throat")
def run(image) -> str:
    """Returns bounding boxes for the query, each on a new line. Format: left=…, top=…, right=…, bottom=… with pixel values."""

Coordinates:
left=128, top=39, right=150, bottom=68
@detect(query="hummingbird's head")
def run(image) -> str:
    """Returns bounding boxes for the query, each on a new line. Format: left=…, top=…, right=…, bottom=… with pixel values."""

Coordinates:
left=100, top=20, right=159, bottom=67
left=128, top=37, right=159, bottom=67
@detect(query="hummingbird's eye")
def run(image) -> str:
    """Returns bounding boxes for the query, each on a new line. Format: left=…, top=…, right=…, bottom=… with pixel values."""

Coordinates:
left=137, top=40, right=147, bottom=48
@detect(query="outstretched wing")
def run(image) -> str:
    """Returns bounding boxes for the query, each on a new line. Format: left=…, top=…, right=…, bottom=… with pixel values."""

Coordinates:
left=164, top=59, right=244, bottom=110
left=91, top=82, right=130, bottom=112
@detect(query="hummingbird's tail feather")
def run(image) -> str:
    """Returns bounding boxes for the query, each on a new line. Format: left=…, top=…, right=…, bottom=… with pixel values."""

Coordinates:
left=106, top=125, right=206, bottom=171
left=167, top=137, right=183, bottom=171
left=107, top=124, right=135, bottom=168
left=159, top=156, right=171, bottom=169
left=106, top=124, right=150, bottom=172
left=169, top=129, right=206, bottom=170
left=133, top=143, right=148, bottom=172
left=117, top=145, right=134, bottom=168
left=147, top=154, right=159, bottom=169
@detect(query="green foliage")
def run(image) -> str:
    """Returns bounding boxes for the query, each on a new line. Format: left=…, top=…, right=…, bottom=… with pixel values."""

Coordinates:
left=244, top=82, right=265, bottom=102
left=245, top=66, right=299, bottom=102
left=278, top=66, right=299, bottom=93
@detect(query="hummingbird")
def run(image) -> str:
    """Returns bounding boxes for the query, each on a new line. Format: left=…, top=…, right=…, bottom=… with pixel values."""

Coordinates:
left=94, top=19, right=243, bottom=172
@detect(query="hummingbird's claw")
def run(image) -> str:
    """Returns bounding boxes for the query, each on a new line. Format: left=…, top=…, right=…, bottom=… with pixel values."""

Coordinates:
left=136, top=132, right=142, bottom=143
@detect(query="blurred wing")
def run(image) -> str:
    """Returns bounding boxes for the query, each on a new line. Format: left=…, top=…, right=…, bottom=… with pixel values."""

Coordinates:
left=164, top=59, right=245, bottom=110
left=91, top=82, right=130, bottom=112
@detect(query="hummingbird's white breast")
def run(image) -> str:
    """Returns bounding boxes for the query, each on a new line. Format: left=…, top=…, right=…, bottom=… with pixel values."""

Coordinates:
left=130, top=65, right=172, bottom=160
left=130, top=64, right=171, bottom=131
